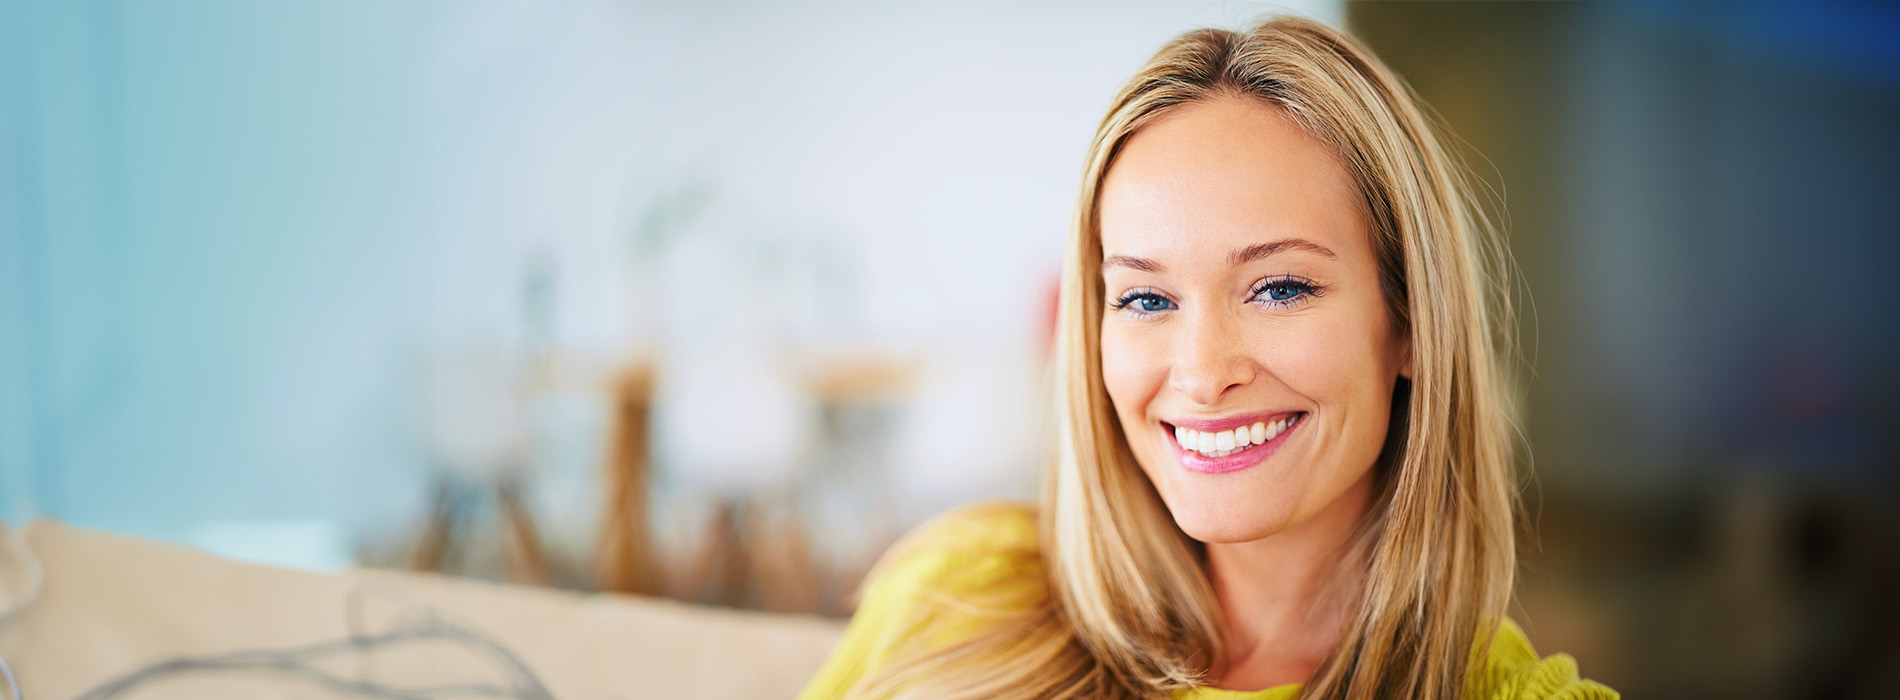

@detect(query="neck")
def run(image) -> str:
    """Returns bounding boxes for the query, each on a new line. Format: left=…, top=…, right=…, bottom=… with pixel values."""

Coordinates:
left=1203, top=469, right=1377, bottom=688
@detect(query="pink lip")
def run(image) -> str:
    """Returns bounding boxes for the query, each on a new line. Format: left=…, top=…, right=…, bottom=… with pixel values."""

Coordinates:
left=1163, top=411, right=1307, bottom=475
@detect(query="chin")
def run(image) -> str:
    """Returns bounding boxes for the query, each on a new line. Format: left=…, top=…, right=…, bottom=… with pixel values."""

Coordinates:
left=1160, top=487, right=1299, bottom=544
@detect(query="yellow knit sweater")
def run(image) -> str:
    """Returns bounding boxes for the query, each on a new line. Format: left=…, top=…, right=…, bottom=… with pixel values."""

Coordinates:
left=798, top=503, right=1617, bottom=700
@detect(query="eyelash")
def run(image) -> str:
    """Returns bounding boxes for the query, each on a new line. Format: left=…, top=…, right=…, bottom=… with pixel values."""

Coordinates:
left=1109, top=287, right=1176, bottom=318
left=1249, top=275, right=1326, bottom=308
left=1108, top=276, right=1325, bottom=319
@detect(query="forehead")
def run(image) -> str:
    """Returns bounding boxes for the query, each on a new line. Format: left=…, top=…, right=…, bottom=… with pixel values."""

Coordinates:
left=1098, top=95, right=1367, bottom=263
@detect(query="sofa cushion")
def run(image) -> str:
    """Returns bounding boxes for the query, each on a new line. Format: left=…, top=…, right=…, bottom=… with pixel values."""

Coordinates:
left=0, top=520, right=843, bottom=700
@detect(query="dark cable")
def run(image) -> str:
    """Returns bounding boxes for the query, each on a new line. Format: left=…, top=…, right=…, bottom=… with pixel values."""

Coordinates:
left=69, top=585, right=556, bottom=700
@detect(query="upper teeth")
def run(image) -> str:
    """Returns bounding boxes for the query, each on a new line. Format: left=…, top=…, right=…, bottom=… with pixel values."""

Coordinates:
left=1173, top=415, right=1299, bottom=458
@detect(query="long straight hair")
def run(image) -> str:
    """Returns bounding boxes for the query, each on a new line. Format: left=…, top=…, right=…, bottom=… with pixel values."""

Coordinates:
left=843, top=16, right=1519, bottom=700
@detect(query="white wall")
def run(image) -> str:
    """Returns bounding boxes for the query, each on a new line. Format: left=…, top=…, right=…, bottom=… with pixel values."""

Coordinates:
left=0, top=0, right=1341, bottom=565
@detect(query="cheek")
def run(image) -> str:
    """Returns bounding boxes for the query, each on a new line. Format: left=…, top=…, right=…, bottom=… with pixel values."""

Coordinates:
left=1274, top=326, right=1380, bottom=401
left=1256, top=306, right=1400, bottom=441
left=1099, top=324, right=1161, bottom=423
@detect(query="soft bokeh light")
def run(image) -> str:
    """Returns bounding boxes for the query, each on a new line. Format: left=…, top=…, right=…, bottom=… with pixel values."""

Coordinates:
left=2, top=1, right=1895, bottom=698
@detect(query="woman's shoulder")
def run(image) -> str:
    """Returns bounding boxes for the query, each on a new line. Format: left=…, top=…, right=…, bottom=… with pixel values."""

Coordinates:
left=1472, top=618, right=1619, bottom=700
left=893, top=500, right=1039, bottom=557
left=794, top=502, right=1045, bottom=700
left=865, top=500, right=1044, bottom=602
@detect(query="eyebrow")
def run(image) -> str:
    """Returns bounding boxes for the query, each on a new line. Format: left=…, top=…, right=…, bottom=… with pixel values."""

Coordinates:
left=1103, top=237, right=1338, bottom=273
left=1230, top=238, right=1338, bottom=265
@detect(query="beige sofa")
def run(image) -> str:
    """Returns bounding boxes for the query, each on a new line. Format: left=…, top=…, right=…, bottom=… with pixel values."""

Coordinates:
left=0, top=520, right=843, bottom=700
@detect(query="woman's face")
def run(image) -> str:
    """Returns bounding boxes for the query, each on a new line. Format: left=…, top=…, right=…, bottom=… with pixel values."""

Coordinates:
left=1098, top=95, right=1409, bottom=544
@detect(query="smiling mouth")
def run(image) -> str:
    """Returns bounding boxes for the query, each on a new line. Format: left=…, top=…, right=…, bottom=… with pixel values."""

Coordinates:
left=1168, top=414, right=1305, bottom=459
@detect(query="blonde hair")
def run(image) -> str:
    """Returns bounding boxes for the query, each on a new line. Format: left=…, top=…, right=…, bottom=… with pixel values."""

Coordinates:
left=844, top=16, right=1519, bottom=700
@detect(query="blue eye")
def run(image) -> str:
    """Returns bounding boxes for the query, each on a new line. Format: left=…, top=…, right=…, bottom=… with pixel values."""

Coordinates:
left=1262, top=284, right=1302, bottom=301
left=1110, top=288, right=1176, bottom=317
left=1134, top=295, right=1174, bottom=312
left=1250, top=276, right=1324, bottom=308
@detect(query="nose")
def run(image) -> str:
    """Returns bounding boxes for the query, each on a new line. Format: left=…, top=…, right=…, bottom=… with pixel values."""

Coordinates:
left=1168, top=308, right=1255, bottom=405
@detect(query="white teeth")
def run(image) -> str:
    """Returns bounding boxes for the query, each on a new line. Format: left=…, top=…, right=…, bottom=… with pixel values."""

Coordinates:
left=1174, top=415, right=1311, bottom=457
left=1172, top=416, right=1304, bottom=457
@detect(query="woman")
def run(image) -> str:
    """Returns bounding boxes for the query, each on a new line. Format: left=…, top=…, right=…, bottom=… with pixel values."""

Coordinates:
left=799, top=16, right=1614, bottom=700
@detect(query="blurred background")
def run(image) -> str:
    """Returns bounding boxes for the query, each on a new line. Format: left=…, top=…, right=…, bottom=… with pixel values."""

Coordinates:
left=1, top=0, right=1895, bottom=697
